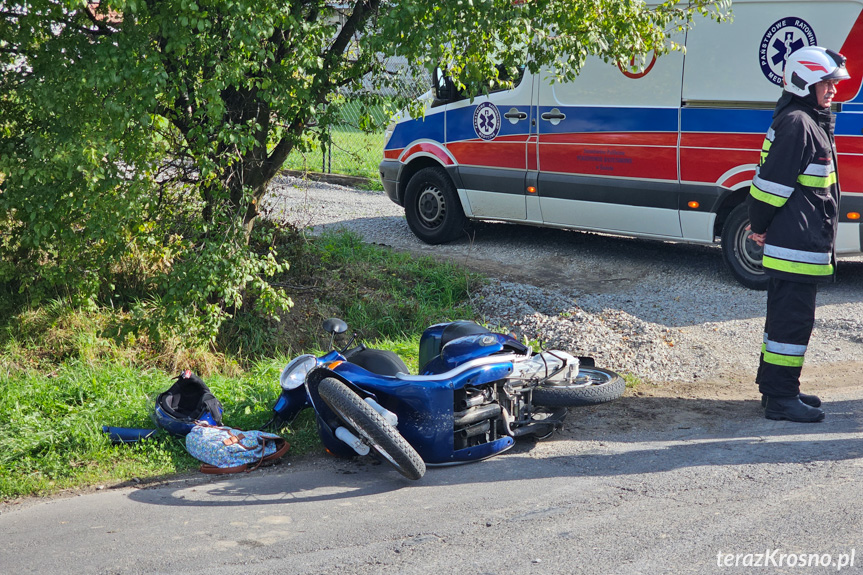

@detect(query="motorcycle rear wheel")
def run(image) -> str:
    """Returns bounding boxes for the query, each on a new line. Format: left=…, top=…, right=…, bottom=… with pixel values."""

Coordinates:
left=318, top=377, right=426, bottom=480
left=531, top=366, right=625, bottom=407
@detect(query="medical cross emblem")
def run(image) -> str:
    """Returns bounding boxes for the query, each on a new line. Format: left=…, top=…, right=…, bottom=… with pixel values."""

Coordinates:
left=473, top=102, right=501, bottom=140
left=759, top=17, right=817, bottom=86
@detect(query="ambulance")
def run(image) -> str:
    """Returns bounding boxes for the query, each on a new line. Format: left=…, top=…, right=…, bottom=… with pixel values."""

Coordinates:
left=378, top=0, right=863, bottom=289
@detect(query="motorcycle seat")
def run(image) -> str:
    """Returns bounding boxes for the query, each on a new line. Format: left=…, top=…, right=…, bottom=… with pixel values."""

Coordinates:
left=346, top=347, right=410, bottom=377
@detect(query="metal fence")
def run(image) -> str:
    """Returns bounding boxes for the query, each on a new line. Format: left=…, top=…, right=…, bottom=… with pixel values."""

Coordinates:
left=285, top=59, right=431, bottom=181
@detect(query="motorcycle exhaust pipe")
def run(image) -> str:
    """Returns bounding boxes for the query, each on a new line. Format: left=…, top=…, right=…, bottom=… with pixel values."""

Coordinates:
left=335, top=426, right=371, bottom=456
left=510, top=424, right=553, bottom=437
left=458, top=420, right=490, bottom=439
left=453, top=403, right=501, bottom=427
left=459, top=393, right=486, bottom=410
left=364, top=397, right=398, bottom=427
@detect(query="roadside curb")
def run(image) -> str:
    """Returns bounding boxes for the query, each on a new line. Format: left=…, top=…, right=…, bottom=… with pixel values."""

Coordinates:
left=280, top=170, right=372, bottom=189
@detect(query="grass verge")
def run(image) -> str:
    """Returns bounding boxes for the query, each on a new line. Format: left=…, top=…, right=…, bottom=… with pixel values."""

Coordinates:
left=0, top=230, right=481, bottom=501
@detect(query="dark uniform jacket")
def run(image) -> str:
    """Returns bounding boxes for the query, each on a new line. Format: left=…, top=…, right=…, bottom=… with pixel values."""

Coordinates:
left=748, top=92, right=840, bottom=283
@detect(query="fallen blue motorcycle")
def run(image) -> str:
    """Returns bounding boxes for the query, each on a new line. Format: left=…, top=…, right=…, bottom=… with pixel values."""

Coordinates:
left=267, top=318, right=625, bottom=480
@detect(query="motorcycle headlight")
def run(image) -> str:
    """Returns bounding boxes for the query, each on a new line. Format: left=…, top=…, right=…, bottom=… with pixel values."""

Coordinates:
left=279, top=354, right=317, bottom=390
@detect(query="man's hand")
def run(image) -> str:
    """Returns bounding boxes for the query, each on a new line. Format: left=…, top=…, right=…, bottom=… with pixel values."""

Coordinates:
left=746, top=224, right=766, bottom=247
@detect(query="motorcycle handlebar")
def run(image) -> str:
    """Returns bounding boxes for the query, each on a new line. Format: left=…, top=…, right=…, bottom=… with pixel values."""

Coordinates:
left=341, top=343, right=367, bottom=359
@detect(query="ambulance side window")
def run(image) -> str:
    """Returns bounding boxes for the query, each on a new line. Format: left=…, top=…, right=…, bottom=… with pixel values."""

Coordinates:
left=432, top=65, right=525, bottom=107
left=491, top=65, right=526, bottom=92
left=432, top=67, right=457, bottom=107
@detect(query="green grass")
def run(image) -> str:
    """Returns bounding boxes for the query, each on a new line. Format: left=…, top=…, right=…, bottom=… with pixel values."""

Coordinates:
left=283, top=128, right=385, bottom=180
left=0, top=351, right=329, bottom=499
left=311, top=231, right=478, bottom=338
left=0, top=230, right=482, bottom=501
left=623, top=372, right=642, bottom=389
left=0, top=360, right=321, bottom=498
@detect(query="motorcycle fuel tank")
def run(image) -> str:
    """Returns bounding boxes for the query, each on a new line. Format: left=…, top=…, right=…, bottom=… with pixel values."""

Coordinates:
left=437, top=334, right=507, bottom=370
left=418, top=320, right=494, bottom=371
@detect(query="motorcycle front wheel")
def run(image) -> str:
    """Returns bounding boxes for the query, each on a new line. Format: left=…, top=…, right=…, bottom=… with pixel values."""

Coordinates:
left=531, top=366, right=626, bottom=407
left=318, top=377, right=426, bottom=480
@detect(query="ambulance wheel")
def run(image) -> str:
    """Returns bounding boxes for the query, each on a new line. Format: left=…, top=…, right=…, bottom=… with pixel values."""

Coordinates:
left=721, top=203, right=769, bottom=291
left=404, top=167, right=466, bottom=244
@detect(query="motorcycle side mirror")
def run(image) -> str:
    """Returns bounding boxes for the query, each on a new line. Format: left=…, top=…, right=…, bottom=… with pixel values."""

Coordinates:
left=323, top=318, right=348, bottom=335
left=323, top=318, right=349, bottom=351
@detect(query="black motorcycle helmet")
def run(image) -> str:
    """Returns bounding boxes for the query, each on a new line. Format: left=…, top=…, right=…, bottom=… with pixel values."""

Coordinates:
left=152, top=370, right=223, bottom=436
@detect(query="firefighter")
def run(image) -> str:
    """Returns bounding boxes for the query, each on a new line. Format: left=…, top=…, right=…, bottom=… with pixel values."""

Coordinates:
left=748, top=46, right=850, bottom=422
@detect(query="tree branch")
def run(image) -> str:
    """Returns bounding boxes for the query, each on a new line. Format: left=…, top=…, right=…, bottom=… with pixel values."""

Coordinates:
left=81, top=4, right=118, bottom=36
left=260, top=0, right=380, bottom=184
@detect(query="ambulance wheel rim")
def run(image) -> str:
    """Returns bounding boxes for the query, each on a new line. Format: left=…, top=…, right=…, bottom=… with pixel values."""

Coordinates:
left=721, top=203, right=768, bottom=290
left=417, top=186, right=446, bottom=228
left=736, top=226, right=764, bottom=274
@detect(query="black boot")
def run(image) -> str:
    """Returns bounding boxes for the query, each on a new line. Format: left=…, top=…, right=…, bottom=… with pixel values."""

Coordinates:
left=761, top=392, right=821, bottom=409
left=764, top=396, right=825, bottom=423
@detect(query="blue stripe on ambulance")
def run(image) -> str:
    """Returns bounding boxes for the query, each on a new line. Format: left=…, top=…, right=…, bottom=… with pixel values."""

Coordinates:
left=682, top=107, right=863, bottom=138
left=388, top=104, right=863, bottom=152
left=443, top=105, right=532, bottom=141
left=681, top=108, right=773, bottom=134
left=533, top=106, right=679, bottom=135
left=385, top=115, right=446, bottom=151
left=446, top=106, right=679, bottom=142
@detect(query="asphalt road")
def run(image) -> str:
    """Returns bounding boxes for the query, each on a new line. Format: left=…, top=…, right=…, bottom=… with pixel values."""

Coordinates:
left=2, top=385, right=862, bottom=575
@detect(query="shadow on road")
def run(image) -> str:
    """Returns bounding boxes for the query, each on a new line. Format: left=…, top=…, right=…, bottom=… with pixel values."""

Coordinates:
left=126, top=396, right=863, bottom=508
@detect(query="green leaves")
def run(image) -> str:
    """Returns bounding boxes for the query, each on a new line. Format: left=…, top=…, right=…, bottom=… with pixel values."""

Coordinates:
left=371, top=0, right=730, bottom=94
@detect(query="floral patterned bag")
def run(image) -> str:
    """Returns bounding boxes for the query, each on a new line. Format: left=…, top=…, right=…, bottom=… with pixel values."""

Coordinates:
left=185, top=422, right=290, bottom=474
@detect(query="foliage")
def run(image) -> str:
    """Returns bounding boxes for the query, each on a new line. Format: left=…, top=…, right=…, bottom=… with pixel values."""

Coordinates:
left=310, top=230, right=477, bottom=335
left=389, top=0, right=730, bottom=92
left=0, top=228, right=479, bottom=371
left=216, top=229, right=481, bottom=360
left=0, top=0, right=730, bottom=341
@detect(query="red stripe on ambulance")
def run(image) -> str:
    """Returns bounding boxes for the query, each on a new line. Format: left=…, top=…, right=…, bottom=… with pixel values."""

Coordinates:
left=398, top=142, right=455, bottom=166
left=447, top=139, right=527, bottom=170
left=837, top=9, right=863, bottom=101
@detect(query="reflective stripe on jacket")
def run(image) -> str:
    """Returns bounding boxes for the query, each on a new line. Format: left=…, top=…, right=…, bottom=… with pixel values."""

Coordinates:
left=748, top=95, right=839, bottom=283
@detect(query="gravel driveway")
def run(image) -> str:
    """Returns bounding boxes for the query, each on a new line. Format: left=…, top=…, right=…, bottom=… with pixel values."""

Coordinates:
left=265, top=175, right=863, bottom=391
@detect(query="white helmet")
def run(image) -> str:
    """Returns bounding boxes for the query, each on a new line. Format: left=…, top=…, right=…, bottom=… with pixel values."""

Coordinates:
left=783, top=46, right=850, bottom=97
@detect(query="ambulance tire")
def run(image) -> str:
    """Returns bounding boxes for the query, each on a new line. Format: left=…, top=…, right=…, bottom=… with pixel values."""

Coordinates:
left=721, top=203, right=769, bottom=291
left=404, top=167, right=467, bottom=244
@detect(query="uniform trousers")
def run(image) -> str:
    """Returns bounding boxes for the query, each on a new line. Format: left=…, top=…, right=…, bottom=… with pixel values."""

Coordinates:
left=756, top=277, right=818, bottom=398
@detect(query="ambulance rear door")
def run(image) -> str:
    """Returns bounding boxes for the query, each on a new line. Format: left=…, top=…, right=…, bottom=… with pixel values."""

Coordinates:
left=680, top=0, right=863, bottom=244
left=534, top=46, right=685, bottom=238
